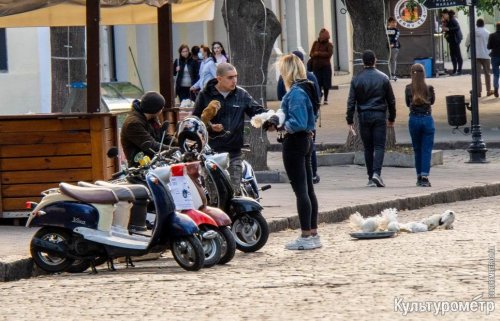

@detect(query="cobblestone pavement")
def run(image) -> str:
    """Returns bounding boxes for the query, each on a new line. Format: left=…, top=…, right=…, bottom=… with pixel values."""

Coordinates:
left=0, top=196, right=498, bottom=321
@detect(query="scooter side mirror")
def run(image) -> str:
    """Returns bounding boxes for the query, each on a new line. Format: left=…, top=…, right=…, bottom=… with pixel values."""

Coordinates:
left=107, top=147, right=119, bottom=158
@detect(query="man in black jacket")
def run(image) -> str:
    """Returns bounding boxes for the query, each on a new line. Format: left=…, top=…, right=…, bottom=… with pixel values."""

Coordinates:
left=193, top=63, right=267, bottom=193
left=121, top=91, right=172, bottom=166
left=346, top=50, right=396, bottom=187
left=488, top=22, right=500, bottom=97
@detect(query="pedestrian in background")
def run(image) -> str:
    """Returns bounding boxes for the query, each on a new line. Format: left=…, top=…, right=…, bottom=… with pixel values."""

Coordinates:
left=441, top=9, right=463, bottom=76
left=405, top=63, right=435, bottom=187
left=190, top=45, right=217, bottom=93
left=309, top=28, right=334, bottom=105
left=173, top=44, right=199, bottom=102
left=346, top=50, right=396, bottom=188
left=488, top=22, right=500, bottom=97
left=277, top=50, right=322, bottom=184
left=264, top=54, right=320, bottom=250
left=212, top=41, right=229, bottom=65
left=386, top=16, right=400, bottom=81
left=466, top=18, right=493, bottom=97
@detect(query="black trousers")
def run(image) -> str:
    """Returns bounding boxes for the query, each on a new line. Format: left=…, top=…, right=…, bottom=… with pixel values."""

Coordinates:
left=359, top=111, right=387, bottom=179
left=449, top=42, right=463, bottom=73
left=282, top=132, right=318, bottom=231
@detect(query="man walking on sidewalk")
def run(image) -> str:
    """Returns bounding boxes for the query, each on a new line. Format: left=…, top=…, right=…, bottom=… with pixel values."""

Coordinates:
left=346, top=50, right=396, bottom=187
left=466, top=18, right=493, bottom=97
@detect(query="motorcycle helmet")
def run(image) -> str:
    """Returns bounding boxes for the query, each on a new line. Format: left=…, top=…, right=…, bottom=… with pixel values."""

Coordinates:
left=176, top=116, right=208, bottom=153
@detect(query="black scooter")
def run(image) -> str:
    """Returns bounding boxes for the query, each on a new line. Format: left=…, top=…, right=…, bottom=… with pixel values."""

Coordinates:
left=200, top=150, right=269, bottom=252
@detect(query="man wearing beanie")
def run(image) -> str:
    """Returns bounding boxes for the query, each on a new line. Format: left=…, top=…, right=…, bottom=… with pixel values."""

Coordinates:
left=121, top=91, right=172, bottom=166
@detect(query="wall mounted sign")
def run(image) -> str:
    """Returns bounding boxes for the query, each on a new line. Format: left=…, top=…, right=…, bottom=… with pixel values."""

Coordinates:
left=394, top=0, right=428, bottom=29
left=422, top=0, right=467, bottom=9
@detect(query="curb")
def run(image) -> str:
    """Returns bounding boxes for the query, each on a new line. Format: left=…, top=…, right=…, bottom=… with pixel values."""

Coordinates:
left=267, top=182, right=500, bottom=233
left=3, top=182, right=500, bottom=282
left=268, top=141, right=500, bottom=152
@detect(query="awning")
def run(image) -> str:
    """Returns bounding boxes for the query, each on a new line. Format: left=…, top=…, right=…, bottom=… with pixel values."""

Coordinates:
left=0, top=0, right=214, bottom=27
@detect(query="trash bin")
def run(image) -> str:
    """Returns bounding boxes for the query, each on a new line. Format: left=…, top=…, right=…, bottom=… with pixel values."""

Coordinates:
left=414, top=57, right=433, bottom=78
left=446, top=95, right=467, bottom=127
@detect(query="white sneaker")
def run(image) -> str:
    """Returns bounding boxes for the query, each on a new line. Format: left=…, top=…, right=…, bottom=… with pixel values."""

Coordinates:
left=311, top=234, right=322, bottom=248
left=285, top=236, right=316, bottom=250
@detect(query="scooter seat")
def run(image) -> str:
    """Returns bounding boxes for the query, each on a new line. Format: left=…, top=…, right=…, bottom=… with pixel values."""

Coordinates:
left=77, top=181, right=136, bottom=202
left=60, top=183, right=121, bottom=204
left=95, top=181, right=150, bottom=200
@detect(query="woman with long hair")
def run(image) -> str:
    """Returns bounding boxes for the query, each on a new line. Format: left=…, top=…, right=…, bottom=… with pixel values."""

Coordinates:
left=405, top=63, right=435, bottom=187
left=211, top=41, right=229, bottom=65
left=173, top=44, right=198, bottom=102
left=441, top=8, right=463, bottom=75
left=265, top=54, right=320, bottom=250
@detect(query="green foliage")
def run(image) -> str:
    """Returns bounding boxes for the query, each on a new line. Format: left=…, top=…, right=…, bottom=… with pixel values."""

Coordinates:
left=459, top=0, right=500, bottom=15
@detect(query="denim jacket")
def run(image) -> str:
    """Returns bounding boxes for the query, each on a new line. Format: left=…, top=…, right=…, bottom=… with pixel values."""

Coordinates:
left=280, top=84, right=316, bottom=134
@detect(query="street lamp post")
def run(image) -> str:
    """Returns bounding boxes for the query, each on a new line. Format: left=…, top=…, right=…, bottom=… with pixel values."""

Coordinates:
left=466, top=0, right=488, bottom=163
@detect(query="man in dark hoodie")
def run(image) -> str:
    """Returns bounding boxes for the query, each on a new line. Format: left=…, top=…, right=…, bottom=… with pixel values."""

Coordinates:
left=193, top=63, right=268, bottom=194
left=121, top=91, right=172, bottom=166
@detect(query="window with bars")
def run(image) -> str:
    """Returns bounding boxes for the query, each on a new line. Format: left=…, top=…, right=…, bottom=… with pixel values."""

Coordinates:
left=0, top=29, right=7, bottom=72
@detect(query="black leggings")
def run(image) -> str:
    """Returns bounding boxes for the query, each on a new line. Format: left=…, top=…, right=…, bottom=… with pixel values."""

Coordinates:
left=282, top=132, right=318, bottom=231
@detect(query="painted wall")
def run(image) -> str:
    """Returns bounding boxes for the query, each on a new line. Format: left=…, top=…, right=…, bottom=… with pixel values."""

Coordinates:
left=0, top=0, right=351, bottom=115
left=0, top=27, right=50, bottom=115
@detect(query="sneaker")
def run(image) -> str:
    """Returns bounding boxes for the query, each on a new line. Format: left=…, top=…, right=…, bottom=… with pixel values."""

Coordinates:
left=311, top=234, right=322, bottom=248
left=416, top=175, right=422, bottom=187
left=420, top=176, right=431, bottom=187
left=285, top=236, right=316, bottom=250
left=366, top=179, right=377, bottom=187
left=487, top=90, right=495, bottom=97
left=323, top=101, right=328, bottom=105
left=372, top=173, right=385, bottom=187
left=312, top=175, right=320, bottom=184
left=495, top=89, right=499, bottom=98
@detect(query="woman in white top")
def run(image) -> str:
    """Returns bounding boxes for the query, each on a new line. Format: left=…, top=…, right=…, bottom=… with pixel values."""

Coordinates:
left=212, top=41, right=229, bottom=65
left=191, top=45, right=217, bottom=92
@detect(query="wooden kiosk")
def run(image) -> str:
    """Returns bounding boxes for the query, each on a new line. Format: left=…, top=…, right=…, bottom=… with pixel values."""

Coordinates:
left=0, top=0, right=214, bottom=218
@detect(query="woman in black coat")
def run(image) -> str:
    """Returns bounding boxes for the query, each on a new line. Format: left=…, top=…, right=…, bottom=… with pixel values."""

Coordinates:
left=173, top=44, right=199, bottom=102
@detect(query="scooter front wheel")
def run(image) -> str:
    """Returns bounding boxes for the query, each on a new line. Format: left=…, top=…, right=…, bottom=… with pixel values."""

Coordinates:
left=217, top=226, right=236, bottom=265
left=30, top=227, right=75, bottom=273
left=231, top=212, right=269, bottom=253
left=170, top=235, right=205, bottom=271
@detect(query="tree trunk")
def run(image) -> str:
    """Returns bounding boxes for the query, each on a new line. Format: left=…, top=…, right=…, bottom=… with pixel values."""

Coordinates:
left=344, top=0, right=397, bottom=151
left=222, top=0, right=281, bottom=170
left=50, top=27, right=86, bottom=113
left=345, top=0, right=390, bottom=75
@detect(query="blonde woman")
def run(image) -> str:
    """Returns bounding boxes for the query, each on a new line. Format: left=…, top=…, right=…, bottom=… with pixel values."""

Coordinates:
left=264, top=54, right=320, bottom=250
left=405, top=63, right=435, bottom=187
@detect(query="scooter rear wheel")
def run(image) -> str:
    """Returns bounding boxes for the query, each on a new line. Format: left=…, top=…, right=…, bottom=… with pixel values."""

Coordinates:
left=30, top=227, right=75, bottom=273
left=170, top=235, right=205, bottom=271
left=232, top=212, right=269, bottom=253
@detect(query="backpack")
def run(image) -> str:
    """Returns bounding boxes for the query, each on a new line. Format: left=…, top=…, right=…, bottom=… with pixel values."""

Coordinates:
left=294, top=79, right=321, bottom=116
